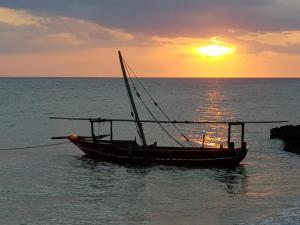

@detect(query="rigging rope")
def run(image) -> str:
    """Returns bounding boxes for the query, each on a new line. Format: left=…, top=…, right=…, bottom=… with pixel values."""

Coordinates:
left=123, top=59, right=195, bottom=147
left=0, top=141, right=70, bottom=151
left=123, top=59, right=194, bottom=146
left=124, top=64, right=185, bottom=147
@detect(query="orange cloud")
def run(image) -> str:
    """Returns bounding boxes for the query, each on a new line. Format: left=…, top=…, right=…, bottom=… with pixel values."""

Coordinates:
left=0, top=7, right=42, bottom=27
left=238, top=31, right=300, bottom=46
left=0, top=7, right=134, bottom=53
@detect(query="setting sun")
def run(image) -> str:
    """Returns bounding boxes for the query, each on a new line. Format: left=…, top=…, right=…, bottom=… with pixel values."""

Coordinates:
left=196, top=44, right=235, bottom=58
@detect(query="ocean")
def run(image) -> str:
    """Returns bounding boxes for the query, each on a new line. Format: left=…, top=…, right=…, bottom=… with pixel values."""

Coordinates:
left=0, top=78, right=299, bottom=225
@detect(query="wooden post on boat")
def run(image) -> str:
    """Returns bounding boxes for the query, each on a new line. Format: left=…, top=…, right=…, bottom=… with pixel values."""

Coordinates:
left=202, top=133, right=206, bottom=150
left=118, top=51, right=147, bottom=146
left=241, top=123, right=245, bottom=145
left=110, top=121, right=113, bottom=142
left=227, top=122, right=246, bottom=150
left=227, top=123, right=231, bottom=148
left=91, top=121, right=96, bottom=141
left=241, top=123, right=247, bottom=150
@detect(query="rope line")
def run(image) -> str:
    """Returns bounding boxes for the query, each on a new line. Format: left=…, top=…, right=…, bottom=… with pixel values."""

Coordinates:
left=124, top=64, right=185, bottom=147
left=123, top=59, right=194, bottom=146
left=0, top=141, right=70, bottom=151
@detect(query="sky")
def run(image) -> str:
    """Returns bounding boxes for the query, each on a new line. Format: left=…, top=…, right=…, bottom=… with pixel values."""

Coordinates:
left=0, top=0, right=300, bottom=77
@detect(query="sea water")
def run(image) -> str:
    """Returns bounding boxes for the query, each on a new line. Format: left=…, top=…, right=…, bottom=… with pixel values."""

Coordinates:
left=0, top=78, right=299, bottom=225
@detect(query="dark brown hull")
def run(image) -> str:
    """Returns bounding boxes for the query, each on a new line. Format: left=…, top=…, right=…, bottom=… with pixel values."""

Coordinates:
left=71, top=138, right=248, bottom=167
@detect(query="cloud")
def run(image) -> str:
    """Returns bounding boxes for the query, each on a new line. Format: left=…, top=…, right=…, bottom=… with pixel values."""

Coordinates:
left=232, top=30, right=300, bottom=55
left=238, top=31, right=300, bottom=46
left=151, top=31, right=300, bottom=56
left=0, top=7, right=134, bottom=53
left=236, top=39, right=300, bottom=55
left=2, top=0, right=299, bottom=37
left=0, top=7, right=41, bottom=27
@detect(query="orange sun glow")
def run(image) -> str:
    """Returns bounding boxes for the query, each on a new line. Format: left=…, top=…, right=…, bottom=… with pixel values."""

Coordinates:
left=196, top=41, right=236, bottom=58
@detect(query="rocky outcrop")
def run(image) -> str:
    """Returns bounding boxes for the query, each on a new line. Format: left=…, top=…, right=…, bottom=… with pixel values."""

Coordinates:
left=270, top=125, right=300, bottom=153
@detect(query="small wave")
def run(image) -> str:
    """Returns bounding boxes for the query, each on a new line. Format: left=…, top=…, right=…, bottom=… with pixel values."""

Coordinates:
left=252, top=207, right=300, bottom=225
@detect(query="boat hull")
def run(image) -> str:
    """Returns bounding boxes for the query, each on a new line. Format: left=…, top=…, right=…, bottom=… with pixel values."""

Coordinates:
left=70, top=137, right=247, bottom=167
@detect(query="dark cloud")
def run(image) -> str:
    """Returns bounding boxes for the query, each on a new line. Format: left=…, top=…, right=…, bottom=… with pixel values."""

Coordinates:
left=1, top=0, right=299, bottom=36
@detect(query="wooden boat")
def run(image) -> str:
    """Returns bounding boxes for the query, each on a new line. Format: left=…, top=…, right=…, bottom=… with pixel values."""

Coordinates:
left=51, top=51, right=287, bottom=167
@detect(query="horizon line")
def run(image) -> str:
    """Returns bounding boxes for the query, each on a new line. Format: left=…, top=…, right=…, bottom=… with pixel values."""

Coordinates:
left=0, top=76, right=300, bottom=79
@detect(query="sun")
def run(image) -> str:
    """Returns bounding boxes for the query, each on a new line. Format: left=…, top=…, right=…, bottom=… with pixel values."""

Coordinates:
left=195, top=39, right=236, bottom=59
left=197, top=44, right=235, bottom=57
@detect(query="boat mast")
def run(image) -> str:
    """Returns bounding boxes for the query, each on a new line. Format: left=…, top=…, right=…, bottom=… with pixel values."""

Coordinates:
left=118, top=51, right=147, bottom=146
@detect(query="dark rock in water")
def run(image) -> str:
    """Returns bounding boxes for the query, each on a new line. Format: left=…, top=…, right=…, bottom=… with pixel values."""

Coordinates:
left=270, top=125, right=300, bottom=154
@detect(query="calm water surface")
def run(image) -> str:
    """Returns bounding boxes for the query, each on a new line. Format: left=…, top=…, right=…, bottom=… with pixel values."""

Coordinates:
left=0, top=78, right=299, bottom=225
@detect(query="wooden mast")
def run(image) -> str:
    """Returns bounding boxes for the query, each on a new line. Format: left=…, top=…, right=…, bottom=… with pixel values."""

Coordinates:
left=118, top=51, right=147, bottom=146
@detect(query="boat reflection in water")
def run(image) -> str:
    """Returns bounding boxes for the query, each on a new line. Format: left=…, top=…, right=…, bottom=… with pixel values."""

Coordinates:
left=212, top=166, right=248, bottom=195
left=74, top=153, right=248, bottom=197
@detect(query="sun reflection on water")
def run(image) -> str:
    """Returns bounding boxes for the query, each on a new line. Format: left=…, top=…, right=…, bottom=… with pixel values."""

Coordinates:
left=190, top=85, right=237, bottom=147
